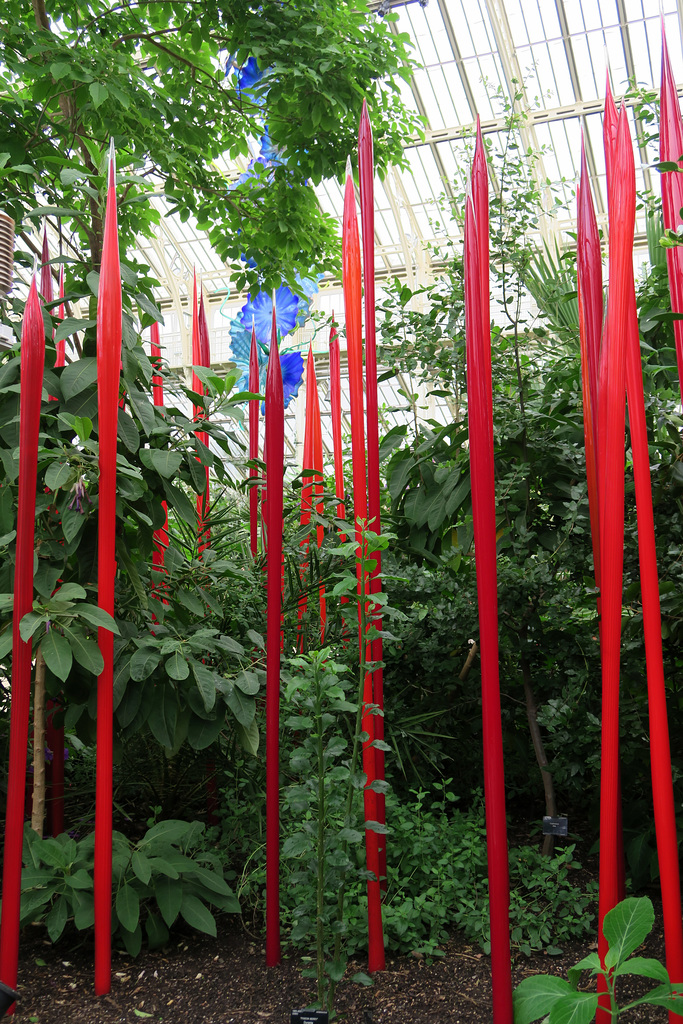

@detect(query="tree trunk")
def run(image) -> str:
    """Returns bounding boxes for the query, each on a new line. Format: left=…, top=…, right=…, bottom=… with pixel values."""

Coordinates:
left=31, top=648, right=46, bottom=836
left=521, top=654, right=557, bottom=857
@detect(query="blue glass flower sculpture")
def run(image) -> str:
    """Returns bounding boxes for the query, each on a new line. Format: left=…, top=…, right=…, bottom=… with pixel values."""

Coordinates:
left=240, top=285, right=299, bottom=346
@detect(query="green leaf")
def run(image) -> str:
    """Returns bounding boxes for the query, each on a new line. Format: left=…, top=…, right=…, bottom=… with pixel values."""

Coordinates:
left=325, top=959, right=346, bottom=983
left=223, top=682, right=254, bottom=727
left=179, top=894, right=216, bottom=937
left=622, top=983, right=683, bottom=1011
left=131, top=851, right=152, bottom=886
left=41, top=630, right=73, bottom=682
left=74, top=604, right=119, bottom=633
left=45, top=896, right=68, bottom=941
left=234, top=718, right=259, bottom=756
left=162, top=480, right=196, bottom=525
left=64, top=627, right=103, bottom=676
left=72, top=890, right=95, bottom=930
left=144, top=911, right=169, bottom=950
left=120, top=923, right=142, bottom=957
left=155, top=876, right=182, bottom=927
left=548, top=992, right=598, bottom=1024
left=604, top=897, right=654, bottom=969
left=54, top=318, right=96, bottom=346
left=613, top=956, right=669, bottom=983
left=44, top=462, right=73, bottom=491
left=60, top=357, right=97, bottom=400
left=89, top=82, right=109, bottom=108
left=233, top=670, right=259, bottom=695
left=116, top=885, right=140, bottom=932
left=187, top=713, right=225, bottom=750
left=144, top=819, right=195, bottom=845
left=282, top=833, right=311, bottom=858
left=567, top=952, right=600, bottom=989
left=130, top=646, right=161, bottom=682
left=140, top=449, right=183, bottom=478
left=50, top=62, right=71, bottom=80
left=118, top=408, right=140, bottom=453
left=147, top=685, right=177, bottom=747
left=513, top=975, right=572, bottom=1024
left=166, top=651, right=189, bottom=681
left=191, top=661, right=217, bottom=712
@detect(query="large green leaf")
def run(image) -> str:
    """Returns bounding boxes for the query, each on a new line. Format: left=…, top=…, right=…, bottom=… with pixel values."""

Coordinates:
left=44, top=461, right=73, bottom=491
left=604, top=897, right=654, bottom=969
left=549, top=992, right=598, bottom=1024
left=117, top=408, right=140, bottom=452
left=41, top=630, right=73, bottom=682
left=223, top=682, right=255, bottom=727
left=130, top=647, right=161, bottom=682
left=187, top=712, right=225, bottom=750
left=512, top=975, right=572, bottom=1024
left=63, top=627, right=104, bottom=676
left=126, top=384, right=156, bottom=435
left=145, top=911, right=169, bottom=950
left=162, top=480, right=196, bottom=525
left=140, top=449, right=183, bottom=479
left=131, top=851, right=152, bottom=886
left=154, top=876, right=182, bottom=927
left=180, top=894, right=216, bottom=937
left=45, top=896, right=69, bottom=942
left=147, top=685, right=178, bottom=747
left=60, top=357, right=98, bottom=401
left=74, top=604, right=119, bottom=633
left=190, top=661, right=217, bottom=712
left=115, top=884, right=140, bottom=932
left=166, top=651, right=189, bottom=681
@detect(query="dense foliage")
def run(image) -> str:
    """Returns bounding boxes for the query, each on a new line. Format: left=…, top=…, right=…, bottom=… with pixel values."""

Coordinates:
left=0, top=0, right=421, bottom=289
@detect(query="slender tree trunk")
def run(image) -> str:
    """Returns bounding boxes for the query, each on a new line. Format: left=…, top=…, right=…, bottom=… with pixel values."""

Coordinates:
left=31, top=648, right=46, bottom=836
left=521, top=653, right=557, bottom=856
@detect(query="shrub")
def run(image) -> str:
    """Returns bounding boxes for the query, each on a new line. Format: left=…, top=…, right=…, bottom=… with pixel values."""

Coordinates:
left=16, top=819, right=239, bottom=955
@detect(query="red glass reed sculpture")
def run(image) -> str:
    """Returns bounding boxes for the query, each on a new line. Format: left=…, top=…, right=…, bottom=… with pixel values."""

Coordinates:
left=298, top=348, right=326, bottom=644
left=249, top=325, right=259, bottom=557
left=576, top=139, right=603, bottom=597
left=150, top=322, right=169, bottom=585
left=94, top=142, right=122, bottom=998
left=358, top=100, right=386, bottom=881
left=660, top=21, right=683, bottom=403
left=602, top=97, right=683, bottom=1017
left=55, top=266, right=66, bottom=367
left=342, top=166, right=384, bottom=974
left=0, top=277, right=45, bottom=1002
left=601, top=75, right=628, bottom=912
left=265, top=306, right=283, bottom=967
left=595, top=107, right=632, bottom=1014
left=464, top=194, right=512, bottom=1023
left=196, top=287, right=211, bottom=555
left=40, top=227, right=53, bottom=311
left=329, top=318, right=346, bottom=525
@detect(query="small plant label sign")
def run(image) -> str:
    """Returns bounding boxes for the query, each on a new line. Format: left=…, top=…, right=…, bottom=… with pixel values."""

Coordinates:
left=542, top=815, right=568, bottom=836
left=290, top=1011, right=329, bottom=1024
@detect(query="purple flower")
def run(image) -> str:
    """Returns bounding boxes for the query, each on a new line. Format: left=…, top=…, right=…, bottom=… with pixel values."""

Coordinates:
left=68, top=476, right=91, bottom=513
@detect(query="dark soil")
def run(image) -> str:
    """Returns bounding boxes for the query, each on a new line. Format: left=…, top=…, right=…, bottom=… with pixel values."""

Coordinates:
left=12, top=905, right=672, bottom=1023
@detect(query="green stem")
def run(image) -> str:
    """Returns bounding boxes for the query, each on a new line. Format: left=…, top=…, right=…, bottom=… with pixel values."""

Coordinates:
left=330, top=535, right=370, bottom=1000
left=315, top=663, right=326, bottom=1008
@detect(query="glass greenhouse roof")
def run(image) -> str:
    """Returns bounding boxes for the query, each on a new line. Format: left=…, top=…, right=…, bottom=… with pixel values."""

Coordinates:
left=11, top=1, right=683, bottom=460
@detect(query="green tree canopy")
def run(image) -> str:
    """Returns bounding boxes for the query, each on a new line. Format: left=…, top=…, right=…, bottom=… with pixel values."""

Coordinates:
left=1, top=0, right=421, bottom=289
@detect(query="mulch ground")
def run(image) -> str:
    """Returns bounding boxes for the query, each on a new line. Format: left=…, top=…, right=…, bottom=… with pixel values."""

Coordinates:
left=12, top=903, right=671, bottom=1023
